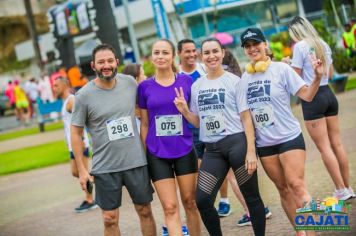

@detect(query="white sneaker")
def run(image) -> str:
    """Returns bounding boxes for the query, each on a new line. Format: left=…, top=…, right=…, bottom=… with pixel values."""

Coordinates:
left=348, top=187, right=356, bottom=198
left=333, top=188, right=352, bottom=200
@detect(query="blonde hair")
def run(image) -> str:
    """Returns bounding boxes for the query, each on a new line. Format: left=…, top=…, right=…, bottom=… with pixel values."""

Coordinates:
left=289, top=16, right=327, bottom=72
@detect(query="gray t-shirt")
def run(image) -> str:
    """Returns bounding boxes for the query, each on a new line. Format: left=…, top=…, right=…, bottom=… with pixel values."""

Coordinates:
left=71, top=74, right=147, bottom=174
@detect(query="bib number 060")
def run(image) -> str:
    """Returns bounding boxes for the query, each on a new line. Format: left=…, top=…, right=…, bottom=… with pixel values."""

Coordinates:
left=254, top=114, right=269, bottom=123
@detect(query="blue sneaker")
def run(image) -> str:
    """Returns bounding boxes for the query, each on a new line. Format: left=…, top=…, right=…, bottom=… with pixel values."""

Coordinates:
left=217, top=202, right=231, bottom=217
left=265, top=206, right=272, bottom=219
left=237, top=214, right=251, bottom=226
left=162, top=225, right=189, bottom=236
left=182, top=225, right=189, bottom=236
left=162, top=226, right=168, bottom=236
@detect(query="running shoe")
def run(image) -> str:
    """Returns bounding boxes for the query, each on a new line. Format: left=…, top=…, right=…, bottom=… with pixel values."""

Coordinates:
left=75, top=200, right=98, bottom=213
left=162, top=226, right=168, bottom=236
left=237, top=214, right=252, bottom=226
left=162, top=225, right=189, bottom=236
left=237, top=207, right=272, bottom=227
left=265, top=206, right=272, bottom=219
left=217, top=202, right=231, bottom=217
left=333, top=188, right=352, bottom=201
left=182, top=225, right=189, bottom=236
left=348, top=187, right=356, bottom=198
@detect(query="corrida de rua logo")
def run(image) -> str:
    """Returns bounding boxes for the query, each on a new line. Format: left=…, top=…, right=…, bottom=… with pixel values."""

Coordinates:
left=295, top=197, right=351, bottom=231
left=247, top=80, right=271, bottom=105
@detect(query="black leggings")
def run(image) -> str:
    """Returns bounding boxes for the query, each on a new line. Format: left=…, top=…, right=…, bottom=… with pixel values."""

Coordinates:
left=196, top=132, right=266, bottom=236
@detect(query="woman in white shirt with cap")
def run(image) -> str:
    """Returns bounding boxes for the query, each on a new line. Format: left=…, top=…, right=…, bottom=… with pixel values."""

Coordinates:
left=239, top=27, right=324, bottom=236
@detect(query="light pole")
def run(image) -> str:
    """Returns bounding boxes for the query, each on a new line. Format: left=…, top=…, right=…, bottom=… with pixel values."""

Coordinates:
left=200, top=0, right=210, bottom=36
left=296, top=0, right=306, bottom=18
left=23, top=0, right=43, bottom=71
left=210, top=0, right=218, bottom=33
left=122, top=0, right=140, bottom=62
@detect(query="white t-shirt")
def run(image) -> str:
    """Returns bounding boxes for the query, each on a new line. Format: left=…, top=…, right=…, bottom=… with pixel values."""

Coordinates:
left=190, top=71, right=249, bottom=143
left=291, top=39, right=332, bottom=86
left=62, top=94, right=90, bottom=151
left=38, top=76, right=54, bottom=102
left=240, top=62, right=306, bottom=147
left=26, top=81, right=39, bottom=101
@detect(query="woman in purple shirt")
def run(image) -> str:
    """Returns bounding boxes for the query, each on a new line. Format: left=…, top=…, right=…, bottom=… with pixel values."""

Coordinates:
left=138, top=39, right=201, bottom=236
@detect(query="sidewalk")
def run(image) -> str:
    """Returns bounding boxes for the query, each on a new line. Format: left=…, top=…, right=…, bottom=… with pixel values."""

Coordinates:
left=0, top=90, right=356, bottom=235
left=0, top=129, right=63, bottom=153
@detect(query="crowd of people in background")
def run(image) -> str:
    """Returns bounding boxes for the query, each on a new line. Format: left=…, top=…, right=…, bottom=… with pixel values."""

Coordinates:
left=2, top=65, right=89, bottom=126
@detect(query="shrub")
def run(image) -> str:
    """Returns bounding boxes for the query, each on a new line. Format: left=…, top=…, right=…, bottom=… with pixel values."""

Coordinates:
left=332, top=48, right=356, bottom=73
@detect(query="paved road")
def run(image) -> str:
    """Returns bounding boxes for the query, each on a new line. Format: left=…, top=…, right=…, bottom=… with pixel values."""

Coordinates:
left=1, top=89, right=356, bottom=235
left=0, top=115, right=19, bottom=132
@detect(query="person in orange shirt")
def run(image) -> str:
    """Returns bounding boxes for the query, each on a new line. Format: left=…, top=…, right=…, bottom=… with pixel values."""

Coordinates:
left=67, top=66, right=87, bottom=91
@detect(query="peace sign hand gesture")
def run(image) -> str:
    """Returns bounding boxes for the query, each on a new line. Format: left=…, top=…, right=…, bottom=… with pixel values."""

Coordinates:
left=309, top=48, right=326, bottom=78
left=174, top=87, right=189, bottom=115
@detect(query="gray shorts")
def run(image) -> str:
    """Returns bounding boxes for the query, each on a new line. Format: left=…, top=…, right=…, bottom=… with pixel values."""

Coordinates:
left=93, top=166, right=154, bottom=210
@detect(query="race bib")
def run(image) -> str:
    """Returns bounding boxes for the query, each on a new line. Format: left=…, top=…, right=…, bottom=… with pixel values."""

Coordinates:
left=251, top=106, right=275, bottom=129
left=202, top=113, right=226, bottom=136
left=106, top=116, right=134, bottom=141
left=155, top=115, right=183, bottom=136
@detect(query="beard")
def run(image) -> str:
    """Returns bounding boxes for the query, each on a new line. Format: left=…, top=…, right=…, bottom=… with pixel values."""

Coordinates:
left=96, top=67, right=118, bottom=81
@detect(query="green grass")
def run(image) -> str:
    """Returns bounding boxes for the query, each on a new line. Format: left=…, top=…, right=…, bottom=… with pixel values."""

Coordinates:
left=0, top=140, right=69, bottom=175
left=0, top=122, right=64, bottom=142
left=346, top=77, right=356, bottom=91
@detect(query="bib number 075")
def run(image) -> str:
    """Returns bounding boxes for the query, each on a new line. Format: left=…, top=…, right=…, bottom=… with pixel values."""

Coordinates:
left=160, top=122, right=176, bottom=130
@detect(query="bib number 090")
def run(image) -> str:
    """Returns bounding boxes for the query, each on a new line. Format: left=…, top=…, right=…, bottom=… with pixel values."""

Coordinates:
left=206, top=121, right=220, bottom=130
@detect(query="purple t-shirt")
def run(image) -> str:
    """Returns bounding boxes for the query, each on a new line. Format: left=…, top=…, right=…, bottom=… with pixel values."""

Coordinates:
left=138, top=74, right=193, bottom=158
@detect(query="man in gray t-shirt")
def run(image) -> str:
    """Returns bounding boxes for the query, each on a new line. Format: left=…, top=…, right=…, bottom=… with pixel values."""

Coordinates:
left=71, top=44, right=156, bottom=235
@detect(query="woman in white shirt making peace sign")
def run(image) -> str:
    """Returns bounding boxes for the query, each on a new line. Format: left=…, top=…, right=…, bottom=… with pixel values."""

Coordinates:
left=238, top=27, right=325, bottom=236
left=174, top=38, right=266, bottom=236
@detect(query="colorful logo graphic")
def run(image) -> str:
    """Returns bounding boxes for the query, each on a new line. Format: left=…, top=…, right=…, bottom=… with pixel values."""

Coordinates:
left=295, top=197, right=351, bottom=231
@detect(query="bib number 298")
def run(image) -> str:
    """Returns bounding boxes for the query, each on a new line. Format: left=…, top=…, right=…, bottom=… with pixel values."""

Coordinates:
left=106, top=116, right=134, bottom=141
left=111, top=124, right=129, bottom=134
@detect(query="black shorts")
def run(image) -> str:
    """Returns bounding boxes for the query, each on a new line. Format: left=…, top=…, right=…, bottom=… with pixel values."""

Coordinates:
left=301, top=85, right=338, bottom=121
left=257, top=133, right=305, bottom=158
left=147, top=149, right=198, bottom=182
left=69, top=147, right=90, bottom=160
left=93, top=166, right=154, bottom=210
